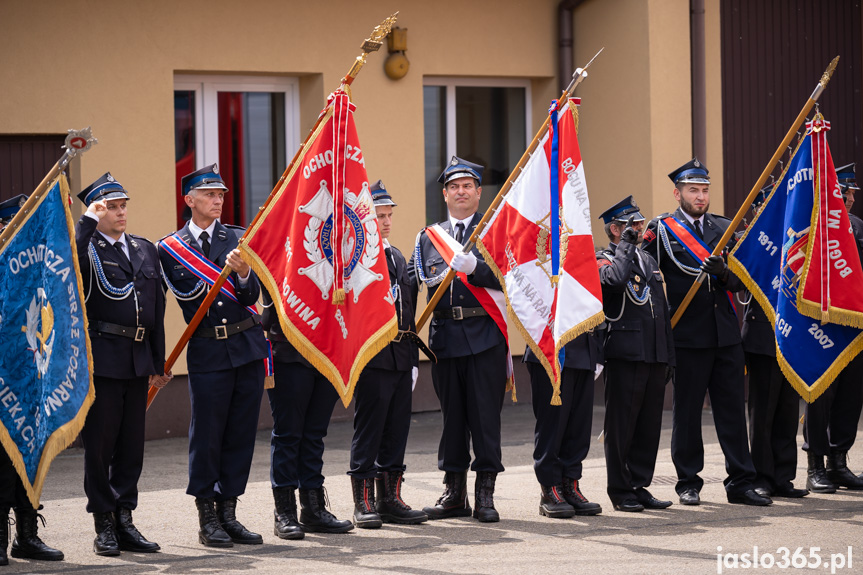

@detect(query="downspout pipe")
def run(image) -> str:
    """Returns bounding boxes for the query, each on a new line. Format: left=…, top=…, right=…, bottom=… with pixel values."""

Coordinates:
left=559, top=0, right=587, bottom=92
left=691, top=0, right=707, bottom=162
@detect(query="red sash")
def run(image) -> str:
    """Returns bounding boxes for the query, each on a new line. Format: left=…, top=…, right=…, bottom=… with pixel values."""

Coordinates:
left=159, top=233, right=257, bottom=316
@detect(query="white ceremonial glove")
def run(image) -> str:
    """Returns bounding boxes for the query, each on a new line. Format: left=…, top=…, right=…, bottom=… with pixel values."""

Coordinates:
left=411, top=366, right=419, bottom=391
left=450, top=252, right=478, bottom=275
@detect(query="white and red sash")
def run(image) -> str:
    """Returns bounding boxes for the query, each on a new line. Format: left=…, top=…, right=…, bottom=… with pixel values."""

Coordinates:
left=425, top=224, right=514, bottom=387
left=159, top=233, right=257, bottom=316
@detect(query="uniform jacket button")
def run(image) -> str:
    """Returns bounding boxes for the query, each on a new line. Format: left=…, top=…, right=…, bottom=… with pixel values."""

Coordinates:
left=217, top=301, right=223, bottom=307
left=221, top=318, right=228, bottom=324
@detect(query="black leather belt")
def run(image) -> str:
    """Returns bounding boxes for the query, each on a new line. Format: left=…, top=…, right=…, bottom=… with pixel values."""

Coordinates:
left=194, top=317, right=260, bottom=340
left=92, top=321, right=148, bottom=342
left=433, top=306, right=488, bottom=321
left=393, top=330, right=437, bottom=363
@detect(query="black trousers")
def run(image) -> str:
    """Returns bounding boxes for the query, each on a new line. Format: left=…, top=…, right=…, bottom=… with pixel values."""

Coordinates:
left=268, top=362, right=338, bottom=489
left=528, top=363, right=594, bottom=485
left=81, top=375, right=148, bottom=513
left=746, top=352, right=800, bottom=490
left=0, top=450, right=30, bottom=509
left=803, top=353, right=863, bottom=456
left=431, top=342, right=507, bottom=473
left=187, top=361, right=264, bottom=499
left=604, top=360, right=667, bottom=504
left=671, top=345, right=756, bottom=495
left=349, top=367, right=413, bottom=479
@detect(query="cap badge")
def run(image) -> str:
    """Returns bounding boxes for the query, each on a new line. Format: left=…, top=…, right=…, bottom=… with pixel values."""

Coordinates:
left=213, top=164, right=219, bottom=174
left=106, top=174, right=115, bottom=182
left=451, top=158, right=458, bottom=166
left=693, top=159, right=700, bottom=168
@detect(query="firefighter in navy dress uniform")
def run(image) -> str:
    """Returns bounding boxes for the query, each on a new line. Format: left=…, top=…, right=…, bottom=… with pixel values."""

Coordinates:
left=408, top=156, right=508, bottom=523
left=740, top=186, right=808, bottom=499
left=158, top=164, right=268, bottom=547
left=642, top=159, right=770, bottom=507
left=523, top=334, right=605, bottom=518
left=802, top=163, right=863, bottom=492
left=348, top=180, right=428, bottom=528
left=596, top=196, right=675, bottom=512
left=0, top=195, right=64, bottom=565
left=262, top=296, right=353, bottom=537
left=77, top=174, right=168, bottom=556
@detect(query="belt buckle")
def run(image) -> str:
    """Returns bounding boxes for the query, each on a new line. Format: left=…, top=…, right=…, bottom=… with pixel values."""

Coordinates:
left=134, top=326, right=146, bottom=342
left=393, top=331, right=404, bottom=343
left=451, top=306, right=463, bottom=320
left=215, top=326, right=228, bottom=340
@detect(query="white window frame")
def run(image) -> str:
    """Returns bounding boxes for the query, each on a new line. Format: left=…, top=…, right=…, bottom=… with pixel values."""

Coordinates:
left=174, top=74, right=301, bottom=171
left=422, top=76, right=532, bottom=157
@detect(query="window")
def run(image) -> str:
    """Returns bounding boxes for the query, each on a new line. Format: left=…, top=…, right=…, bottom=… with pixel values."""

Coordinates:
left=173, top=75, right=300, bottom=228
left=423, top=78, right=530, bottom=225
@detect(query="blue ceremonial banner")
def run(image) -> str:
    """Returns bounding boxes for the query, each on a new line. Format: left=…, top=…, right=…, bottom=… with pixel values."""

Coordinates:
left=729, top=125, right=863, bottom=403
left=0, top=176, right=94, bottom=506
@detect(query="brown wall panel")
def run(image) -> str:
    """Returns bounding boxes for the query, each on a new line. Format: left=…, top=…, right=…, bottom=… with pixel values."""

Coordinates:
left=0, top=135, right=67, bottom=200
left=721, top=0, right=862, bottom=219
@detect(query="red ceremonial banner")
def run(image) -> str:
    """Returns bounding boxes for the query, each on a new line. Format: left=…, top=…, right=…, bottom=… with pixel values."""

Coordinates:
left=797, top=117, right=863, bottom=328
left=240, top=91, right=397, bottom=405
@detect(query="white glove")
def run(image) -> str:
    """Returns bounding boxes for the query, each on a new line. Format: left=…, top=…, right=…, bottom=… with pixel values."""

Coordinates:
left=411, top=366, right=419, bottom=391
left=450, top=252, right=478, bottom=275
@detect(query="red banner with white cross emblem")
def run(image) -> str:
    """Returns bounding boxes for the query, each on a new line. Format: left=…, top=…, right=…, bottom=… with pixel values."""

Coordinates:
left=240, top=91, right=397, bottom=406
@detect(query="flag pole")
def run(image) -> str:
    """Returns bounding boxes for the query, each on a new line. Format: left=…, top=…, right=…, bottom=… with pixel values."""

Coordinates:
left=415, top=48, right=604, bottom=332
left=670, top=56, right=840, bottom=328
left=147, top=13, right=399, bottom=410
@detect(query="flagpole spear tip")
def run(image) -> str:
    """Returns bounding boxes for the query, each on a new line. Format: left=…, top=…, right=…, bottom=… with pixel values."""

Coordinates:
left=342, top=12, right=399, bottom=87
left=811, top=55, right=840, bottom=102
left=564, top=47, right=604, bottom=96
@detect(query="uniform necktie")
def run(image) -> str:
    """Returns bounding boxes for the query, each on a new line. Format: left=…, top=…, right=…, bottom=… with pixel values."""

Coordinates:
left=455, top=222, right=465, bottom=244
left=199, top=231, right=211, bottom=259
left=113, top=241, right=130, bottom=266
left=693, top=219, right=703, bottom=239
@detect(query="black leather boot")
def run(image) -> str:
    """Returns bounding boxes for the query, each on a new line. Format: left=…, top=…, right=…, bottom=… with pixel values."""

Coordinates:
left=10, top=506, right=64, bottom=561
left=562, top=477, right=602, bottom=516
left=351, top=477, right=382, bottom=529
left=299, top=487, right=354, bottom=533
left=215, top=498, right=262, bottom=544
left=376, top=471, right=427, bottom=524
left=473, top=471, right=499, bottom=523
left=422, top=471, right=471, bottom=520
left=113, top=508, right=159, bottom=553
left=92, top=511, right=120, bottom=556
left=273, top=487, right=304, bottom=540
left=195, top=498, right=233, bottom=548
left=807, top=452, right=837, bottom=493
left=539, top=485, right=576, bottom=519
left=0, top=507, right=8, bottom=566
left=826, top=452, right=863, bottom=490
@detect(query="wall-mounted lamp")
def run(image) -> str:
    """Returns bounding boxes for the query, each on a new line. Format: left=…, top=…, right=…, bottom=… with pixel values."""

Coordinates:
left=384, top=27, right=409, bottom=80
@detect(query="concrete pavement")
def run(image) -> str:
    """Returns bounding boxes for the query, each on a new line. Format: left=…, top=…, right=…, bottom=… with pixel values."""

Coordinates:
left=12, top=403, right=863, bottom=574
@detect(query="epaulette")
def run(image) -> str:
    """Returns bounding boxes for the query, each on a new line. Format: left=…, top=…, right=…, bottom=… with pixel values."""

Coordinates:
left=712, top=213, right=732, bottom=223
left=127, top=233, right=155, bottom=246
left=224, top=224, right=246, bottom=231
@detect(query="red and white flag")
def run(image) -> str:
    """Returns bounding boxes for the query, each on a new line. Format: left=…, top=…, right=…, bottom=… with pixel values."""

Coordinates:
left=424, top=224, right=514, bottom=388
left=477, top=97, right=604, bottom=405
left=241, top=90, right=397, bottom=406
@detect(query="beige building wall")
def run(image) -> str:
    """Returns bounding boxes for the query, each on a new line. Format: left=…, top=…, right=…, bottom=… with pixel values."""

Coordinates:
left=0, top=0, right=562, bottom=372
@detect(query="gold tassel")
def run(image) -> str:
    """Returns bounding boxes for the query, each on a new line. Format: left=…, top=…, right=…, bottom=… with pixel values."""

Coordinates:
left=332, top=288, right=345, bottom=305
left=506, top=377, right=517, bottom=403
left=264, top=375, right=275, bottom=389
left=550, top=386, right=562, bottom=406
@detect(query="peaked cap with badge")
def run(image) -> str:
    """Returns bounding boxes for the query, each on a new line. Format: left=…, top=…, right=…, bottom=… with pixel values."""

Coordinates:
left=0, top=194, right=28, bottom=224
left=668, top=158, right=710, bottom=185
left=181, top=163, right=229, bottom=196
left=370, top=179, right=397, bottom=206
left=598, top=195, right=645, bottom=224
left=77, top=172, right=130, bottom=206
left=438, top=156, right=484, bottom=186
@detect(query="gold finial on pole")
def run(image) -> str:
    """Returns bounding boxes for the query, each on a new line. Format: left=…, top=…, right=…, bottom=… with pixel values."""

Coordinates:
left=811, top=55, right=840, bottom=101
left=343, top=12, right=399, bottom=86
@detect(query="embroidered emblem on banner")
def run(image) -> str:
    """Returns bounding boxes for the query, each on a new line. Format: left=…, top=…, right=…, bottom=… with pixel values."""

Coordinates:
left=299, top=180, right=382, bottom=302
left=535, top=209, right=572, bottom=283
left=23, top=288, right=55, bottom=378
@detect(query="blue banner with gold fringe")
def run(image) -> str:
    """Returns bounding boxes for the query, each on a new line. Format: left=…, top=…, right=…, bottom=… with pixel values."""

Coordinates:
left=0, top=176, right=94, bottom=506
left=729, top=124, right=863, bottom=403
